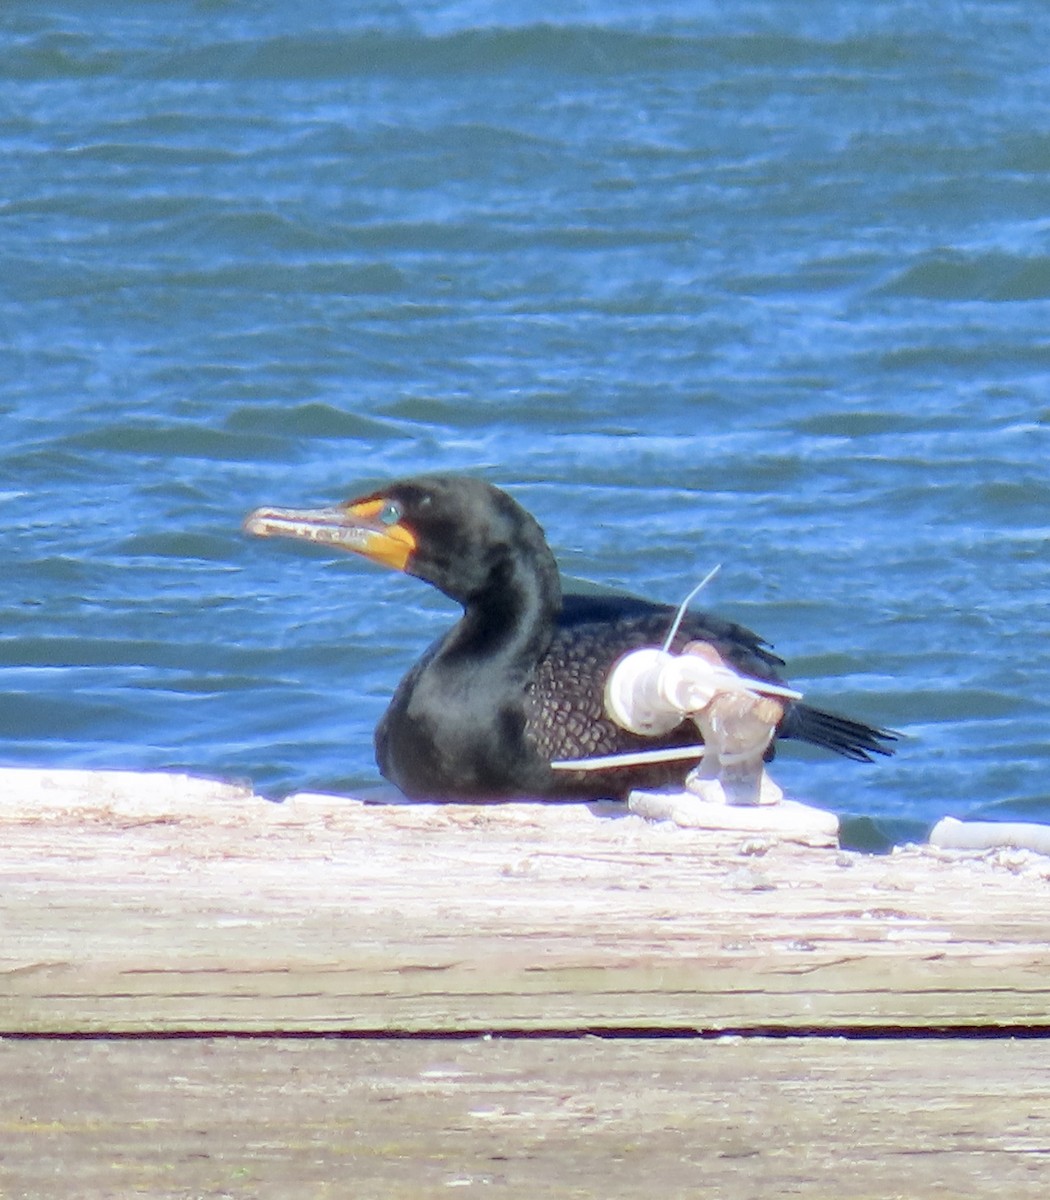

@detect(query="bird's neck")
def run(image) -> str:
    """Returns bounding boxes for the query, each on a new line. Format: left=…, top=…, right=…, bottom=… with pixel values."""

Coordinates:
left=441, top=554, right=561, bottom=681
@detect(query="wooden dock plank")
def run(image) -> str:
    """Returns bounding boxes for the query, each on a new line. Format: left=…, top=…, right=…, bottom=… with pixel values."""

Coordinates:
left=2, top=770, right=1049, bottom=1034
left=3, top=1035, right=1049, bottom=1199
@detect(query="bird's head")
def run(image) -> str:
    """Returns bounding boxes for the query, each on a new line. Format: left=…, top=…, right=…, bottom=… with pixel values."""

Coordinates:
left=245, top=473, right=558, bottom=608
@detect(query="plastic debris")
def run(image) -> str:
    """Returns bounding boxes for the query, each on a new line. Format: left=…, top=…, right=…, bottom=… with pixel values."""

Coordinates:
left=603, top=639, right=797, bottom=806
left=929, top=816, right=1050, bottom=858
left=627, top=788, right=839, bottom=845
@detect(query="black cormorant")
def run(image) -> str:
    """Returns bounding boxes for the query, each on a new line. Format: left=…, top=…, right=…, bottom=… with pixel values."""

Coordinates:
left=245, top=474, right=894, bottom=801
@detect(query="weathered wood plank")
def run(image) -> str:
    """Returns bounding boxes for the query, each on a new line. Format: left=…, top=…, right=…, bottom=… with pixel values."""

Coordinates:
left=2, top=770, right=1049, bottom=1033
left=2, top=1035, right=1049, bottom=1199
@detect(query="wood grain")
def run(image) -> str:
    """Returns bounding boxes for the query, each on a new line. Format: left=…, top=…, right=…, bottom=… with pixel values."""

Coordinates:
left=2, top=1036, right=1049, bottom=1199
left=3, top=769, right=1049, bottom=1034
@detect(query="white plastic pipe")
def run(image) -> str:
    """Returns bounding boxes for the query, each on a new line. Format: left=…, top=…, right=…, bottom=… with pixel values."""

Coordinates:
left=929, top=817, right=1050, bottom=857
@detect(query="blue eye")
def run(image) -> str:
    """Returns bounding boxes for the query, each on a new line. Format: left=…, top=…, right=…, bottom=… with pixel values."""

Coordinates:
left=379, top=500, right=402, bottom=526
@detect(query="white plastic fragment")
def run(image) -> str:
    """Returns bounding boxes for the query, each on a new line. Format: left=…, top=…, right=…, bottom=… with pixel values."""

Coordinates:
left=628, top=788, right=839, bottom=846
left=550, top=744, right=705, bottom=772
left=929, top=816, right=1050, bottom=857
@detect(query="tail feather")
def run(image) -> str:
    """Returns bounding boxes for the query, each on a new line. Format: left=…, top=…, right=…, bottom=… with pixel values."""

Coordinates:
left=780, top=702, right=897, bottom=763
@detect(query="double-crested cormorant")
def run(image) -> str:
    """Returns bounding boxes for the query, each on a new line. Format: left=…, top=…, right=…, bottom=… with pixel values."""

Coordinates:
left=245, top=474, right=894, bottom=801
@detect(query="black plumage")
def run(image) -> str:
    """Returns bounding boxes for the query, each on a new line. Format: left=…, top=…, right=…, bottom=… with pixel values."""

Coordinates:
left=245, top=473, right=895, bottom=801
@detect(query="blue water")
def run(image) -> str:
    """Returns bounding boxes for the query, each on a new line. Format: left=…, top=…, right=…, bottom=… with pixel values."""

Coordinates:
left=3, top=1, right=1050, bottom=843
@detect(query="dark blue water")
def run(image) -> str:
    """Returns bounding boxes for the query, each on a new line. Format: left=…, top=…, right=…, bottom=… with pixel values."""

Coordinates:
left=3, top=1, right=1050, bottom=842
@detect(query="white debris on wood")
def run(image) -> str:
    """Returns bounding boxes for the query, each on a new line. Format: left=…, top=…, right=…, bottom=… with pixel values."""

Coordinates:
left=929, top=816, right=1050, bottom=859
left=0, top=767, right=253, bottom=821
left=628, top=789, right=839, bottom=847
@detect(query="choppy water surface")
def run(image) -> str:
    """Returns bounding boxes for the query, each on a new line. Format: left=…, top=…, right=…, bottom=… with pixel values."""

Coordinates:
left=3, top=1, right=1050, bottom=843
